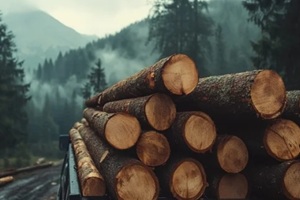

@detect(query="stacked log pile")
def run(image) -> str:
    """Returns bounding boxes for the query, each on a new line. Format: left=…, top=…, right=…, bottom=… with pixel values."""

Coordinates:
left=69, top=54, right=300, bottom=200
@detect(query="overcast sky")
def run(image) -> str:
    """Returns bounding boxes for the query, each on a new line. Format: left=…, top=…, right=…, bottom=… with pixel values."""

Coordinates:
left=0, top=0, right=153, bottom=37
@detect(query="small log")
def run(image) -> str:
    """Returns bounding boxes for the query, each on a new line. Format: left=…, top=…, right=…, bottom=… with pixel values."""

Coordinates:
left=176, top=70, right=286, bottom=120
left=69, top=128, right=106, bottom=196
left=136, top=130, right=171, bottom=167
left=103, top=93, right=176, bottom=131
left=167, top=111, right=216, bottom=153
left=205, top=172, right=249, bottom=199
left=201, top=135, right=248, bottom=173
left=283, top=90, right=300, bottom=124
left=245, top=160, right=300, bottom=200
left=155, top=157, right=207, bottom=200
left=85, top=54, right=198, bottom=107
left=0, top=176, right=14, bottom=187
left=83, top=108, right=141, bottom=150
left=77, top=123, right=159, bottom=200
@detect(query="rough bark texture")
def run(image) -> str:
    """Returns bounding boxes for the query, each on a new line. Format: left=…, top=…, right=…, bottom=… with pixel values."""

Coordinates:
left=176, top=70, right=286, bottom=120
left=103, top=93, right=176, bottom=131
left=85, top=54, right=198, bottom=107
left=0, top=176, right=14, bottom=187
left=155, top=157, right=207, bottom=200
left=69, top=128, right=106, bottom=196
left=76, top=123, right=159, bottom=200
left=283, top=90, right=300, bottom=124
left=83, top=108, right=141, bottom=150
left=136, top=130, right=171, bottom=167
left=167, top=111, right=216, bottom=153
left=245, top=160, right=300, bottom=200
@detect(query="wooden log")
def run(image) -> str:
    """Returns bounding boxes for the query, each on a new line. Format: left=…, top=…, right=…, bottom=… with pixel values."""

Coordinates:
left=176, top=70, right=286, bottom=120
left=155, top=157, right=207, bottom=200
left=85, top=54, right=198, bottom=107
left=77, top=123, right=159, bottom=200
left=0, top=176, right=14, bottom=187
left=136, top=130, right=171, bottom=167
left=83, top=108, right=141, bottom=150
left=167, top=111, right=216, bottom=153
left=103, top=93, right=176, bottom=131
left=283, top=90, right=300, bottom=124
left=205, top=172, right=249, bottom=200
left=245, top=160, right=300, bottom=200
left=201, top=135, right=248, bottom=173
left=69, top=128, right=106, bottom=196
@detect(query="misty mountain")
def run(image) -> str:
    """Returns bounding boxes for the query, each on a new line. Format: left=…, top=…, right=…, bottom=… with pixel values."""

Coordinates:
left=3, top=10, right=98, bottom=72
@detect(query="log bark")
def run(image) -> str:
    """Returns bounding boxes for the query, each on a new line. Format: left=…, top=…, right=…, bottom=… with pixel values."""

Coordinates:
left=83, top=108, right=141, bottom=150
left=167, top=111, right=216, bottom=153
left=155, top=157, right=207, bottom=200
left=200, top=135, right=248, bottom=173
left=205, top=171, right=249, bottom=200
left=136, top=130, right=171, bottom=167
left=103, top=93, right=176, bottom=131
left=0, top=176, right=14, bottom=187
left=283, top=90, right=300, bottom=124
left=85, top=54, right=198, bottom=107
left=245, top=160, right=300, bottom=200
left=176, top=70, right=286, bottom=120
left=76, top=123, right=159, bottom=200
left=69, top=128, right=106, bottom=196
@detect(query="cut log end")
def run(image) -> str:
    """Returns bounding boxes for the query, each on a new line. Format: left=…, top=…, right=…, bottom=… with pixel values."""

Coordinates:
left=218, top=173, right=248, bottom=199
left=136, top=131, right=171, bottom=167
left=145, top=93, right=176, bottom=131
left=82, top=176, right=106, bottom=196
left=162, top=54, right=198, bottom=95
left=170, top=159, right=207, bottom=200
left=251, top=70, right=286, bottom=119
left=217, top=136, right=248, bottom=173
left=183, top=112, right=216, bottom=153
left=264, top=119, right=300, bottom=161
left=105, top=113, right=141, bottom=150
left=116, top=163, right=159, bottom=200
left=283, top=161, right=300, bottom=200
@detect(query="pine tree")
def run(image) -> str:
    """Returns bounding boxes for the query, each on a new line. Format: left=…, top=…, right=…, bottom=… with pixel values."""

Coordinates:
left=0, top=14, right=30, bottom=155
left=214, top=24, right=228, bottom=74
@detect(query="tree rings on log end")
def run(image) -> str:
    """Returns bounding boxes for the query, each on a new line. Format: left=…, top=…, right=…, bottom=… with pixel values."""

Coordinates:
left=105, top=113, right=141, bottom=150
left=145, top=93, right=176, bottom=131
left=283, top=161, right=300, bottom=200
left=183, top=112, right=216, bottom=153
left=218, top=173, right=248, bottom=199
left=251, top=70, right=286, bottom=119
left=116, top=163, right=159, bottom=200
left=162, top=54, right=198, bottom=95
left=264, top=119, right=300, bottom=161
left=217, top=136, right=248, bottom=173
left=170, top=159, right=207, bottom=200
left=136, top=131, right=171, bottom=167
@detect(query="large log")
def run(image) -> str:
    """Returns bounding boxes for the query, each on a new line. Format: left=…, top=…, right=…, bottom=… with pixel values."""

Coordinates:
left=176, top=70, right=286, bottom=121
left=245, top=160, right=300, bottom=200
left=0, top=176, right=14, bottom=187
left=167, top=111, right=216, bottom=153
left=201, top=135, right=248, bottom=173
left=69, top=128, right=106, bottom=196
left=83, top=108, right=141, bottom=150
left=103, top=93, right=176, bottom=131
left=155, top=157, right=207, bottom=200
left=85, top=54, right=198, bottom=107
left=136, top=130, right=171, bottom=167
left=205, top=172, right=249, bottom=199
left=76, top=123, right=159, bottom=200
left=283, top=90, right=300, bottom=124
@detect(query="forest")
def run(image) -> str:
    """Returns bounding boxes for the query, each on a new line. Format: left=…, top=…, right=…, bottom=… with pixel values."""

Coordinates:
left=0, top=0, right=299, bottom=168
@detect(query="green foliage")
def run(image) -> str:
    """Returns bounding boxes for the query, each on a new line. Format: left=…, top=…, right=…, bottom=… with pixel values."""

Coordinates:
left=0, top=13, right=30, bottom=156
left=243, top=0, right=300, bottom=89
left=148, top=0, right=214, bottom=75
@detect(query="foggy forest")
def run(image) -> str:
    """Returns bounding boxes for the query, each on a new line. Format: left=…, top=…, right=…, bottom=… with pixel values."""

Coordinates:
left=1, top=0, right=300, bottom=199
